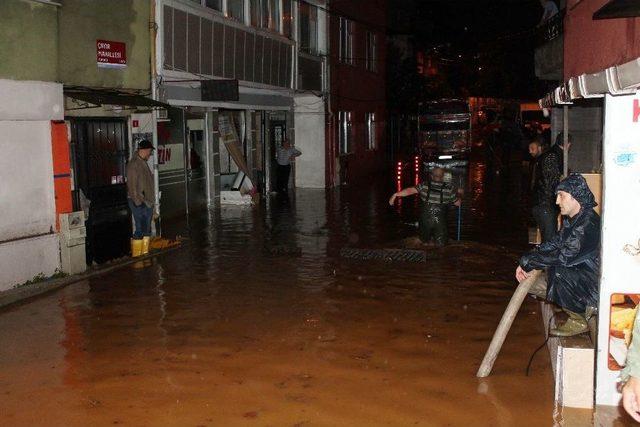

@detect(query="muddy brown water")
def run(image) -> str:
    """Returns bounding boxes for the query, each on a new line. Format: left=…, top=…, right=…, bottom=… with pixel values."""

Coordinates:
left=0, top=160, right=629, bottom=426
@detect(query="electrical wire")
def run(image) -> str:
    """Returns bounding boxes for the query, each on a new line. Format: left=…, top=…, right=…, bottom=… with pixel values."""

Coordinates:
left=526, top=309, right=557, bottom=376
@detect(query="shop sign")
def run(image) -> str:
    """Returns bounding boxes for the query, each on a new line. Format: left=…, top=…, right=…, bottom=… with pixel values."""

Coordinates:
left=97, top=40, right=127, bottom=68
left=157, top=143, right=184, bottom=171
left=596, top=94, right=640, bottom=406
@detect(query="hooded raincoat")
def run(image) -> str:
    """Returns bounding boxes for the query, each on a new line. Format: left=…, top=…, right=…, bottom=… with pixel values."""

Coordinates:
left=519, top=174, right=600, bottom=314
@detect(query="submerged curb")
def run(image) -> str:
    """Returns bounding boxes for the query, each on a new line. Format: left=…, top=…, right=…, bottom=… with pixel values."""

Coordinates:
left=0, top=244, right=184, bottom=310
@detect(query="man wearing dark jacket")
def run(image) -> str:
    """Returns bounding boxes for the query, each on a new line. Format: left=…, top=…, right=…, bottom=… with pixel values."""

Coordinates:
left=515, top=174, right=600, bottom=336
left=529, top=138, right=562, bottom=242
left=126, top=139, right=155, bottom=257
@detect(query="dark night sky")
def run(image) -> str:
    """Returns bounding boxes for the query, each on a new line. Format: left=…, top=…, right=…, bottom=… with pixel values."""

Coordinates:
left=389, top=0, right=553, bottom=99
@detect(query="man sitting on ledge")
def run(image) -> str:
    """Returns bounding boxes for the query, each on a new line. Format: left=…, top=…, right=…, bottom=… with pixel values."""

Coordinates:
left=515, top=174, right=600, bottom=337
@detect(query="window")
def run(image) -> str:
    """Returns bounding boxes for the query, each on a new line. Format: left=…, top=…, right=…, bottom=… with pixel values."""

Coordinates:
left=366, top=113, right=376, bottom=150
left=282, top=0, right=292, bottom=38
left=366, top=31, right=377, bottom=72
left=339, top=18, right=353, bottom=64
left=299, top=2, right=318, bottom=54
left=339, top=111, right=353, bottom=154
left=227, top=0, right=245, bottom=22
left=250, top=0, right=260, bottom=26
left=268, top=0, right=280, bottom=31
left=205, top=0, right=222, bottom=11
left=250, top=0, right=280, bottom=31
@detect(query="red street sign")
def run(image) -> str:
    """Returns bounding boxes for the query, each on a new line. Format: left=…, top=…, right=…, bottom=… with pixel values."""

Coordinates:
left=96, top=40, right=127, bottom=68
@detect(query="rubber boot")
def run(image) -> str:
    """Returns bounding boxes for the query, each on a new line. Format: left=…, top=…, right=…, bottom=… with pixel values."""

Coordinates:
left=585, top=306, right=598, bottom=345
left=550, top=309, right=589, bottom=337
left=131, top=239, right=143, bottom=258
left=142, top=236, right=151, bottom=255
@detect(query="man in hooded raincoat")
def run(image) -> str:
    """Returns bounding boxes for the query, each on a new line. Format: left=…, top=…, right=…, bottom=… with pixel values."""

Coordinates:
left=515, top=174, right=600, bottom=337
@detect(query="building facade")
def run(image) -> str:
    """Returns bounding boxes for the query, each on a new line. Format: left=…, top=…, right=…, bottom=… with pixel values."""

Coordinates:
left=0, top=0, right=155, bottom=288
left=326, top=0, right=387, bottom=186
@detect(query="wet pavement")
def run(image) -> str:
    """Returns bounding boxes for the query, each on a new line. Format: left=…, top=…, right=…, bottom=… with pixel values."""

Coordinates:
left=0, top=158, right=626, bottom=426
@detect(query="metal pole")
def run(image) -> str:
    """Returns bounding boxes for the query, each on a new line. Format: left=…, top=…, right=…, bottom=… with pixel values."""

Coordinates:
left=182, top=109, right=190, bottom=218
left=563, top=105, right=569, bottom=176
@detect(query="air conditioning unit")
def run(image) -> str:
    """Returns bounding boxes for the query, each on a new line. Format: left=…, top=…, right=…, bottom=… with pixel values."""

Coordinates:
left=157, top=108, right=169, bottom=122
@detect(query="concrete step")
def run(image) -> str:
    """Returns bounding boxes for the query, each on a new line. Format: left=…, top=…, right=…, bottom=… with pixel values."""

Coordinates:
left=541, top=302, right=595, bottom=409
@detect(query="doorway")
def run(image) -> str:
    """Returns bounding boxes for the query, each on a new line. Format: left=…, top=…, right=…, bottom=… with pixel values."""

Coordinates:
left=268, top=119, right=287, bottom=192
left=186, top=115, right=208, bottom=211
left=69, top=118, right=131, bottom=264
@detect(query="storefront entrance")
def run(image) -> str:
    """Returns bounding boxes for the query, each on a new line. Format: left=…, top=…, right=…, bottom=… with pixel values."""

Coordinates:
left=186, top=115, right=208, bottom=212
left=69, top=118, right=131, bottom=264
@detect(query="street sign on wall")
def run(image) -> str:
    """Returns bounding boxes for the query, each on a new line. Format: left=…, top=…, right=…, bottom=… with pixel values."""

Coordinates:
left=96, top=40, right=127, bottom=68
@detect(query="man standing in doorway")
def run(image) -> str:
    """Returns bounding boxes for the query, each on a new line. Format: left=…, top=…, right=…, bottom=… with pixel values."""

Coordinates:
left=529, top=138, right=562, bottom=242
left=276, top=139, right=302, bottom=194
left=126, top=139, right=155, bottom=257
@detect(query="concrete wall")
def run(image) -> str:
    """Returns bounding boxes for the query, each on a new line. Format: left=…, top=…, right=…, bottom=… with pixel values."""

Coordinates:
left=551, top=100, right=603, bottom=173
left=294, top=94, right=325, bottom=188
left=564, top=0, right=640, bottom=79
left=0, top=0, right=150, bottom=90
left=58, top=0, right=151, bottom=89
left=0, top=0, right=58, bottom=82
left=0, top=79, right=63, bottom=291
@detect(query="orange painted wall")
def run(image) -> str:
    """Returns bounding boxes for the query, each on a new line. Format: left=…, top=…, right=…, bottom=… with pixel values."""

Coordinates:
left=51, top=121, right=72, bottom=230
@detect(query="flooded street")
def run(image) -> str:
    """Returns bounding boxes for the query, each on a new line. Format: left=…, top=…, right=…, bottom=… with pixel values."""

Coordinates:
left=0, top=158, right=600, bottom=426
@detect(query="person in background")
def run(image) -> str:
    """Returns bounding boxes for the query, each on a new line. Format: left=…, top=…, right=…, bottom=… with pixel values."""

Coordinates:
left=552, top=132, right=572, bottom=175
left=389, top=167, right=462, bottom=246
left=529, top=137, right=562, bottom=242
left=516, top=174, right=600, bottom=337
left=126, top=139, right=155, bottom=257
left=538, top=0, right=559, bottom=25
left=275, top=139, right=302, bottom=194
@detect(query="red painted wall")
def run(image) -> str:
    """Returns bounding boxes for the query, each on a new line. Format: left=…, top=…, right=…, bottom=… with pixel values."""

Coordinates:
left=564, top=0, right=640, bottom=79
left=326, top=0, right=387, bottom=187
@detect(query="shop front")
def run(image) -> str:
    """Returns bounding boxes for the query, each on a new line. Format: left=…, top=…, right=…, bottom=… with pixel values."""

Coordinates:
left=64, top=91, right=168, bottom=263
left=539, top=57, right=640, bottom=410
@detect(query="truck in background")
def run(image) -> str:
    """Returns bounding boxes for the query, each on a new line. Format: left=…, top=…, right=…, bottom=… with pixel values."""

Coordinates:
left=417, top=98, right=471, bottom=165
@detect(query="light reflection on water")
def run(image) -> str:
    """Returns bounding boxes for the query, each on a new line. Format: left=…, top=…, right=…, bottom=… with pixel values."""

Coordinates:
left=0, top=156, right=611, bottom=426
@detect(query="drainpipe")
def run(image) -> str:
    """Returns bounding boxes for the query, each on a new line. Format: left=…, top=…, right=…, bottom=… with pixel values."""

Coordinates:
left=324, top=8, right=335, bottom=188
left=183, top=109, right=190, bottom=218
left=150, top=0, right=161, bottom=233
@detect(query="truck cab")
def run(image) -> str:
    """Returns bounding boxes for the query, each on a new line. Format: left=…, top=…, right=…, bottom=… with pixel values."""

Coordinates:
left=418, top=99, right=471, bottom=164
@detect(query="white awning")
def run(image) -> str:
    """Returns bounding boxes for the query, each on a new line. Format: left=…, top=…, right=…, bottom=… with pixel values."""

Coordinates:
left=539, top=57, right=640, bottom=108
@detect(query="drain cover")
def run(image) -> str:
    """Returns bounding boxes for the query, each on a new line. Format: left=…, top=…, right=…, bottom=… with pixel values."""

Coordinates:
left=265, top=244, right=302, bottom=256
left=340, top=248, right=426, bottom=263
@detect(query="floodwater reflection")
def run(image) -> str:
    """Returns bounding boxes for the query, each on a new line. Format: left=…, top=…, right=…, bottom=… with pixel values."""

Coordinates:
left=0, top=158, right=619, bottom=426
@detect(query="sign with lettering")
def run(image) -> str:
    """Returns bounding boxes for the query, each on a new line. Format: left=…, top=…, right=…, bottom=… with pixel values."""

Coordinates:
left=596, top=94, right=640, bottom=407
left=96, top=40, right=127, bottom=68
left=157, top=143, right=183, bottom=172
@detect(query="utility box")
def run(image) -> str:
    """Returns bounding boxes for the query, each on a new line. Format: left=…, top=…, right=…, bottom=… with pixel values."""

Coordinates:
left=59, top=211, right=87, bottom=275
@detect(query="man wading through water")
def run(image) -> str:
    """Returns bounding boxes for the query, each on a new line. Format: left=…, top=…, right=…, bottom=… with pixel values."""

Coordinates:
left=389, top=167, right=461, bottom=246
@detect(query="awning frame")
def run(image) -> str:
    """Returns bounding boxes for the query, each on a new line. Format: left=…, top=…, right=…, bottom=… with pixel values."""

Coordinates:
left=64, top=88, right=170, bottom=111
